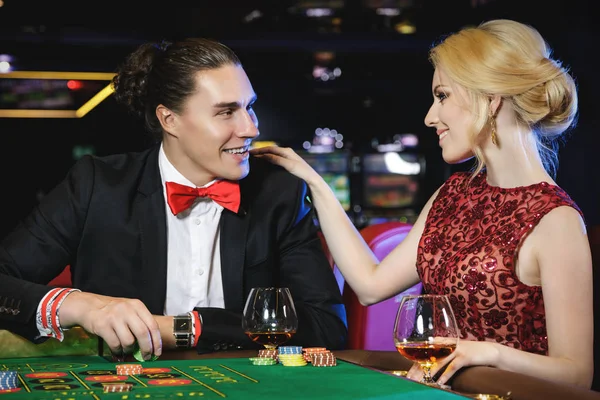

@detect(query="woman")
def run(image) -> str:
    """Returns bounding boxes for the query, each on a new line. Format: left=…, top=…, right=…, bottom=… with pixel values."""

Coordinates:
left=251, top=19, right=593, bottom=388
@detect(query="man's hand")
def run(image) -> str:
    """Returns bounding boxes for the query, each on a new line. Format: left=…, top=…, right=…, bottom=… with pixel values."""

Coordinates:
left=59, top=291, right=163, bottom=360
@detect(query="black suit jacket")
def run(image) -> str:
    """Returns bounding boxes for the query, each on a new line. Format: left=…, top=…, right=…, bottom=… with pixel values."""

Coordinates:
left=0, top=145, right=347, bottom=352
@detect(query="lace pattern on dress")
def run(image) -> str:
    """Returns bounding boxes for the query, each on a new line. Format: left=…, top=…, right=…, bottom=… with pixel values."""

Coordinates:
left=416, top=172, right=581, bottom=355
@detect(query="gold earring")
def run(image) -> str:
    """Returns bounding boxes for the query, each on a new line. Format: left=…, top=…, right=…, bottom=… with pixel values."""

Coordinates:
left=490, top=114, right=499, bottom=147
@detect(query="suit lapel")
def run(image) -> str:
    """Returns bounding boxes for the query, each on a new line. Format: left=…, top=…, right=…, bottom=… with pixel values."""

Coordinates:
left=220, top=198, right=250, bottom=312
left=136, top=146, right=168, bottom=314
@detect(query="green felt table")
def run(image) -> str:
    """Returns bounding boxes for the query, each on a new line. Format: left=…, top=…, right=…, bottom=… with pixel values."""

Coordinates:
left=0, top=355, right=469, bottom=399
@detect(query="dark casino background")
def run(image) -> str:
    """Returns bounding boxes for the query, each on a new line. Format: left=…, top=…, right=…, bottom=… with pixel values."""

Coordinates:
left=0, top=0, right=598, bottom=390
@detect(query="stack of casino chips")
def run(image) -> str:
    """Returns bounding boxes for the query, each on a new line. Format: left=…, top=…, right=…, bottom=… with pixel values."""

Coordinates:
left=310, top=351, right=337, bottom=367
left=257, top=348, right=279, bottom=362
left=277, top=346, right=307, bottom=367
left=248, top=356, right=277, bottom=366
left=0, top=371, right=18, bottom=391
left=277, top=346, right=302, bottom=356
left=301, top=347, right=329, bottom=363
left=102, top=383, right=134, bottom=393
left=116, top=363, right=143, bottom=376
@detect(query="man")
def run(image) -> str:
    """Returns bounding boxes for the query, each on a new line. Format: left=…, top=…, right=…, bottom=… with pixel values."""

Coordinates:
left=0, top=38, right=347, bottom=361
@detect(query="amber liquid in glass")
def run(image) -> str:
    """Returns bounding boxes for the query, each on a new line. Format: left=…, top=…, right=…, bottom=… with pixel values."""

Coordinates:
left=246, top=331, right=294, bottom=348
left=396, top=342, right=456, bottom=364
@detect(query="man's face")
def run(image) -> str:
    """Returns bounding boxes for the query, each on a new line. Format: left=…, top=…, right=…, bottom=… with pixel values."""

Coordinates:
left=165, top=64, right=259, bottom=185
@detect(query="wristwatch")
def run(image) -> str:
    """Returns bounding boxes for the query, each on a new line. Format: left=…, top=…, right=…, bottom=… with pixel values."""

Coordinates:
left=173, top=313, right=193, bottom=348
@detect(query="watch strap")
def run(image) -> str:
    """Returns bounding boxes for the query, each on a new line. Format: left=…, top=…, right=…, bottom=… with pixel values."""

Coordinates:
left=173, top=314, right=193, bottom=348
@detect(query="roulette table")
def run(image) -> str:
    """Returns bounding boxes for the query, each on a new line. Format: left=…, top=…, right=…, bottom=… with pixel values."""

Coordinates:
left=0, top=353, right=467, bottom=399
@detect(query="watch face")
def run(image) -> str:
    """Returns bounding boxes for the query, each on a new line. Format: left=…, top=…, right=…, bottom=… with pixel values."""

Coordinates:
left=175, top=316, right=192, bottom=332
left=173, top=316, right=193, bottom=348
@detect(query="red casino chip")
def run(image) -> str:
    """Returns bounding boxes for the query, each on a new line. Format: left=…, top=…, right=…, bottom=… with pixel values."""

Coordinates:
left=102, top=383, right=134, bottom=393
left=302, top=348, right=330, bottom=362
left=257, top=349, right=278, bottom=359
left=116, top=364, right=143, bottom=376
left=311, top=353, right=337, bottom=367
left=302, top=347, right=327, bottom=352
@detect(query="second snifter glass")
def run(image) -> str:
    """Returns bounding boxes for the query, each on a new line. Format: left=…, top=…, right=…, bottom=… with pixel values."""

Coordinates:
left=242, top=287, right=298, bottom=349
left=393, top=294, right=459, bottom=386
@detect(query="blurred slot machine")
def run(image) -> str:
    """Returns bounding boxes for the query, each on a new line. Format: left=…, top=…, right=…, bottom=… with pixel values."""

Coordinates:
left=293, top=127, right=353, bottom=219
left=297, top=149, right=352, bottom=214
left=357, top=146, right=425, bottom=227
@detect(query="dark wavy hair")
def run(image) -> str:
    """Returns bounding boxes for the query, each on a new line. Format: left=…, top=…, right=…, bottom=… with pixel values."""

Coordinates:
left=112, top=38, right=241, bottom=141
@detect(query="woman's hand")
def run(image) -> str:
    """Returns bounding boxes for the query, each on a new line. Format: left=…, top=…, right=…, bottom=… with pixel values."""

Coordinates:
left=250, top=146, right=322, bottom=186
left=406, top=340, right=500, bottom=386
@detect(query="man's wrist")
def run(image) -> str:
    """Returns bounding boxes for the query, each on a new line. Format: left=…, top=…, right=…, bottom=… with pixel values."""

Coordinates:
left=37, top=288, right=82, bottom=341
left=57, top=290, right=88, bottom=329
left=173, top=313, right=193, bottom=348
left=172, top=311, right=202, bottom=349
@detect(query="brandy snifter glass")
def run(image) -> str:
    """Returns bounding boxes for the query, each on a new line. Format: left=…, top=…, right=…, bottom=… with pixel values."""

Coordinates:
left=242, top=287, right=298, bottom=349
left=393, top=294, right=459, bottom=385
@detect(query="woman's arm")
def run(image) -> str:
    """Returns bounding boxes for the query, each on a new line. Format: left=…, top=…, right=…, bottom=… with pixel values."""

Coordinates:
left=250, top=147, right=437, bottom=305
left=308, top=177, right=437, bottom=305
left=532, top=206, right=593, bottom=387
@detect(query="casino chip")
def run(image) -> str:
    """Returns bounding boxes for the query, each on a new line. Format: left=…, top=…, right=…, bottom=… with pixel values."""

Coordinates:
left=302, top=347, right=329, bottom=363
left=116, top=364, right=144, bottom=375
left=311, top=352, right=337, bottom=367
left=257, top=348, right=278, bottom=362
left=277, top=346, right=302, bottom=354
left=278, top=354, right=307, bottom=367
left=0, top=371, right=19, bottom=391
left=103, top=383, right=134, bottom=393
left=252, top=346, right=337, bottom=367
left=248, top=357, right=277, bottom=366
left=276, top=346, right=307, bottom=366
left=132, top=342, right=159, bottom=362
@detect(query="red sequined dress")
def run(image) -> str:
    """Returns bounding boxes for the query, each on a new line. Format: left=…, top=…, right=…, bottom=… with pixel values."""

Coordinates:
left=417, top=172, right=582, bottom=355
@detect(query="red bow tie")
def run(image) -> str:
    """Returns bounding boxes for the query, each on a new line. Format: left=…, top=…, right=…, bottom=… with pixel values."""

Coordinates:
left=165, top=180, right=241, bottom=215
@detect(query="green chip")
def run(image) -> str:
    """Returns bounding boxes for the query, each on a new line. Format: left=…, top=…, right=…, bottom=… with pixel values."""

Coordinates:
left=132, top=342, right=159, bottom=362
left=249, top=357, right=276, bottom=365
left=252, top=361, right=276, bottom=366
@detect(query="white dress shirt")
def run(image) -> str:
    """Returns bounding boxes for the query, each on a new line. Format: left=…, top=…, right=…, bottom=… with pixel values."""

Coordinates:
left=159, top=145, right=225, bottom=316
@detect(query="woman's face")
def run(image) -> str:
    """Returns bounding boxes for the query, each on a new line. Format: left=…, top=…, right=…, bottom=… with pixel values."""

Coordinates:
left=424, top=67, right=475, bottom=164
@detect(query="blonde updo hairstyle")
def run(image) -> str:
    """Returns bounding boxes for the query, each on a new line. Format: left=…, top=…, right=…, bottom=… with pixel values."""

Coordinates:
left=428, top=19, right=578, bottom=177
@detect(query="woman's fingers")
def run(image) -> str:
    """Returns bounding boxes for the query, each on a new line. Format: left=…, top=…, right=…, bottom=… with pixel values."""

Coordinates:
left=406, top=362, right=423, bottom=381
left=249, top=145, right=284, bottom=154
left=251, top=146, right=299, bottom=160
left=436, top=357, right=462, bottom=386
